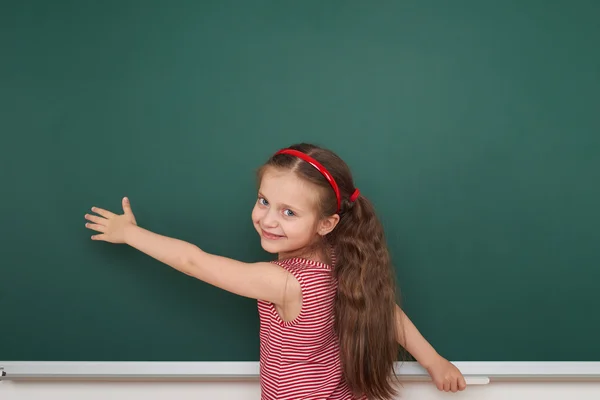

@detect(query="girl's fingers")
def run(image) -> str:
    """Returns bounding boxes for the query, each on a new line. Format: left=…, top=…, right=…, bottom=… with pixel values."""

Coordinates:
left=84, top=214, right=107, bottom=225
left=122, top=197, right=133, bottom=214
left=91, top=234, right=106, bottom=241
left=91, top=206, right=115, bottom=219
left=451, top=379, right=458, bottom=392
left=85, top=223, right=106, bottom=233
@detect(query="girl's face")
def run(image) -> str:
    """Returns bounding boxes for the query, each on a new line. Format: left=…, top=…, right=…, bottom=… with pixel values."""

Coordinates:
left=252, top=167, right=336, bottom=259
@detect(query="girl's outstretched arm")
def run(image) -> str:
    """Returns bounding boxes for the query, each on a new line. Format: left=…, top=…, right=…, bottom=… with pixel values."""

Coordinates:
left=395, top=305, right=467, bottom=392
left=84, top=197, right=299, bottom=306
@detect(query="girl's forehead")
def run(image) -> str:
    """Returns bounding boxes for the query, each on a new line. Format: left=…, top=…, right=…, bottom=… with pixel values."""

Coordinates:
left=259, top=169, right=320, bottom=209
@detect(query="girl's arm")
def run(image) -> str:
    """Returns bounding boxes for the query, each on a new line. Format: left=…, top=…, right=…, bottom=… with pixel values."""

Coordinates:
left=85, top=197, right=300, bottom=306
left=395, top=305, right=467, bottom=392
left=394, top=305, right=439, bottom=366
left=123, top=224, right=298, bottom=304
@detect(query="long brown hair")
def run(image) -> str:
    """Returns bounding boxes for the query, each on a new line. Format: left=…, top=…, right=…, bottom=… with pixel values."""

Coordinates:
left=259, top=143, right=405, bottom=399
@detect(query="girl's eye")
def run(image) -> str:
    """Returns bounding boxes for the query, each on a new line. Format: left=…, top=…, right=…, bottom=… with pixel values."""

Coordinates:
left=258, top=197, right=269, bottom=206
left=283, top=209, right=295, bottom=217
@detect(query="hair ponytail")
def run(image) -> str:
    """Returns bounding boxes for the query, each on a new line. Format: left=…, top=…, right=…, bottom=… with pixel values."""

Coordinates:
left=329, top=195, right=401, bottom=399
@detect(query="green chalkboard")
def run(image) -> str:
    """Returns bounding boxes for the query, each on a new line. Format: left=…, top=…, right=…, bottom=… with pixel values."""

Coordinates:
left=1, top=1, right=599, bottom=362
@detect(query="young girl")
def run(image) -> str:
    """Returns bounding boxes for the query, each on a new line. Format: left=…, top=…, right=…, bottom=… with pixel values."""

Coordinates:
left=85, top=143, right=466, bottom=399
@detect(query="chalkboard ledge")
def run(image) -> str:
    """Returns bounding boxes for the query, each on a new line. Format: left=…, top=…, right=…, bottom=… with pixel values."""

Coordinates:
left=1, top=362, right=600, bottom=383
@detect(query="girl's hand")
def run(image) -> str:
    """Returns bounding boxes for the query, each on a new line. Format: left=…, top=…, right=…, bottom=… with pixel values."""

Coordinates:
left=424, top=355, right=467, bottom=392
left=85, top=197, right=137, bottom=244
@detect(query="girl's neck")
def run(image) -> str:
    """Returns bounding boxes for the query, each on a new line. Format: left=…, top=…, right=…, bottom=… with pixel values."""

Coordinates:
left=278, top=241, right=332, bottom=265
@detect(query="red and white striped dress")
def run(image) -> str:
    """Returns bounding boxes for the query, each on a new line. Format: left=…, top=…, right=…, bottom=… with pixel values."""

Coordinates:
left=257, top=256, right=365, bottom=400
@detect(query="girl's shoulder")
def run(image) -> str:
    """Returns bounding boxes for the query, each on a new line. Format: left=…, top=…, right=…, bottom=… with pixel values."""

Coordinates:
left=273, top=256, right=332, bottom=270
left=273, top=244, right=338, bottom=270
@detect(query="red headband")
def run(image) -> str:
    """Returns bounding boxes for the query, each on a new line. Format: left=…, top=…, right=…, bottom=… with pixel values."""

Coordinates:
left=275, top=148, right=360, bottom=213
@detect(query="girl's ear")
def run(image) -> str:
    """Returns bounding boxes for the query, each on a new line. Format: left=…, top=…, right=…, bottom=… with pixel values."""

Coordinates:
left=318, top=214, right=340, bottom=236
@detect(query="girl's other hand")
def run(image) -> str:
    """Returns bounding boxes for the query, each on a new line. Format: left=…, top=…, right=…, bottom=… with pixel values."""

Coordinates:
left=424, top=355, right=467, bottom=392
left=85, top=197, right=137, bottom=244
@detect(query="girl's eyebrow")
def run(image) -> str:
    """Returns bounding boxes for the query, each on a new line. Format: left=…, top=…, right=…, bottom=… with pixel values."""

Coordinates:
left=281, top=203, right=303, bottom=213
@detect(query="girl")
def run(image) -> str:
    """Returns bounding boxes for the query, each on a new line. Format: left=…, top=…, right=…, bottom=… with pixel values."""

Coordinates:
left=85, top=143, right=466, bottom=399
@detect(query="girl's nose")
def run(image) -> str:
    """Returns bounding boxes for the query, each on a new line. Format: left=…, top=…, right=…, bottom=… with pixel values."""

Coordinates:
left=262, top=209, right=279, bottom=228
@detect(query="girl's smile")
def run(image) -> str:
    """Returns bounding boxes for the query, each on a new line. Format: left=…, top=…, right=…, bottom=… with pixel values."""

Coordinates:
left=261, top=229, right=286, bottom=240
